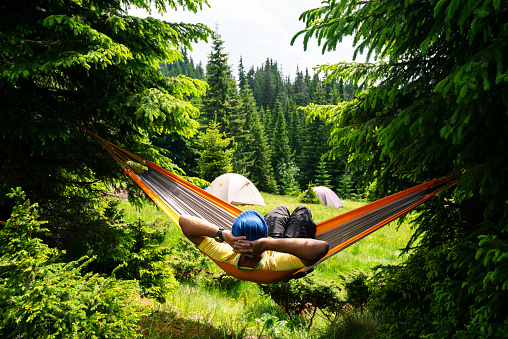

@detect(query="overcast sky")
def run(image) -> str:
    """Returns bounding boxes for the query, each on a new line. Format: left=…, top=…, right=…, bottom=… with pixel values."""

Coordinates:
left=129, top=0, right=364, bottom=79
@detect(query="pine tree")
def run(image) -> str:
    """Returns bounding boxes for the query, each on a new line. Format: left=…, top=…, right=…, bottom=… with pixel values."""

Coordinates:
left=201, top=29, right=238, bottom=133
left=290, top=105, right=306, bottom=163
left=298, top=117, right=332, bottom=188
left=201, top=29, right=250, bottom=174
left=314, top=159, right=331, bottom=187
left=195, top=61, right=205, bottom=79
left=293, top=66, right=309, bottom=106
left=196, top=120, right=234, bottom=182
left=260, top=58, right=275, bottom=110
left=238, top=56, right=247, bottom=91
left=285, top=99, right=298, bottom=154
left=295, top=0, right=508, bottom=336
left=246, top=66, right=257, bottom=94
left=0, top=0, right=211, bottom=252
left=270, top=105, right=295, bottom=191
left=240, top=86, right=277, bottom=193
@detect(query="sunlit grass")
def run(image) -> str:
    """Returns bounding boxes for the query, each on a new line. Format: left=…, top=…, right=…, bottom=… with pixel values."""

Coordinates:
left=125, top=192, right=415, bottom=337
left=165, top=281, right=283, bottom=333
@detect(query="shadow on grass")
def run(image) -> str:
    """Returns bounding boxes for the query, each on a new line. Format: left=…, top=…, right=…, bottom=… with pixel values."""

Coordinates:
left=139, top=308, right=247, bottom=339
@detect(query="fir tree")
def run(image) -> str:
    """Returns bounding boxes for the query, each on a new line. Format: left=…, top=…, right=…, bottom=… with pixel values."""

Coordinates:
left=238, top=56, right=247, bottom=91
left=260, top=58, right=275, bottom=110
left=293, top=66, right=309, bottom=106
left=201, top=29, right=239, bottom=133
left=298, top=117, right=332, bottom=187
left=0, top=0, right=210, bottom=253
left=314, top=159, right=331, bottom=187
left=295, top=0, right=508, bottom=336
left=270, top=105, right=294, bottom=190
left=240, top=86, right=277, bottom=193
left=201, top=29, right=249, bottom=174
left=196, top=120, right=234, bottom=182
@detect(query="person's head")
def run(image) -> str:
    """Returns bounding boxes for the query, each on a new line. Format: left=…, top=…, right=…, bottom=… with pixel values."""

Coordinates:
left=232, top=210, right=268, bottom=241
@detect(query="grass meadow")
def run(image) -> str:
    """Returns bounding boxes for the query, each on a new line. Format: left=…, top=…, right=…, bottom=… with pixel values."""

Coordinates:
left=124, top=192, right=415, bottom=338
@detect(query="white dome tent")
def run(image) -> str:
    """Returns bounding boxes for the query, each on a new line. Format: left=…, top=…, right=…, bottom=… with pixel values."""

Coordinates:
left=206, top=173, right=265, bottom=206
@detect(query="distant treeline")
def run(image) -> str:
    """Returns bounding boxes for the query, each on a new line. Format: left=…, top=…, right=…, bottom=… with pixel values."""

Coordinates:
left=157, top=46, right=361, bottom=198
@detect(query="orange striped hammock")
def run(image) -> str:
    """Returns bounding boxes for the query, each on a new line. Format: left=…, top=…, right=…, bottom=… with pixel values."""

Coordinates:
left=89, top=131, right=457, bottom=284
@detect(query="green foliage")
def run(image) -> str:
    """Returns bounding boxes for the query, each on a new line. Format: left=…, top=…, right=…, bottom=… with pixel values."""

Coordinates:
left=341, top=271, right=371, bottom=312
left=314, top=159, right=332, bottom=187
left=255, top=313, right=287, bottom=338
left=201, top=29, right=239, bottom=131
left=151, top=132, right=201, bottom=178
left=0, top=188, right=147, bottom=338
left=119, top=219, right=179, bottom=303
left=270, top=101, right=293, bottom=172
left=298, top=116, right=333, bottom=188
left=169, top=237, right=210, bottom=280
left=294, top=0, right=508, bottom=337
left=202, top=29, right=250, bottom=175
left=184, top=175, right=210, bottom=189
left=259, top=276, right=344, bottom=327
left=317, top=311, right=379, bottom=339
left=337, top=173, right=360, bottom=200
left=159, top=48, right=205, bottom=80
left=240, top=85, right=278, bottom=193
left=167, top=234, right=241, bottom=289
left=204, top=271, right=241, bottom=290
left=195, top=120, right=234, bottom=181
left=0, top=0, right=212, bottom=262
left=36, top=195, right=177, bottom=303
left=298, top=182, right=322, bottom=204
left=276, top=162, right=301, bottom=196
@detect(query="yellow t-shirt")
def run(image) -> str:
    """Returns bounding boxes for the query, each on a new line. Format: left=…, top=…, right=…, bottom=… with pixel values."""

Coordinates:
left=198, top=237, right=305, bottom=271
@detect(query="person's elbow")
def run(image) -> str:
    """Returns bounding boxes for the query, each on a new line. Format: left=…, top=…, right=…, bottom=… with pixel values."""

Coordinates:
left=314, top=240, right=329, bottom=261
left=178, top=215, right=192, bottom=236
left=302, top=240, right=329, bottom=266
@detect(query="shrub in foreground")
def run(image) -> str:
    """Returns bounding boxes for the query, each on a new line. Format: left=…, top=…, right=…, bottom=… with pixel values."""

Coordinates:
left=0, top=188, right=147, bottom=338
left=259, top=276, right=344, bottom=328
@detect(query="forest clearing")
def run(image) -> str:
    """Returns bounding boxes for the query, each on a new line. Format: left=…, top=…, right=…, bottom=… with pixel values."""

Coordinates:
left=126, top=193, right=414, bottom=338
left=1, top=0, right=507, bottom=338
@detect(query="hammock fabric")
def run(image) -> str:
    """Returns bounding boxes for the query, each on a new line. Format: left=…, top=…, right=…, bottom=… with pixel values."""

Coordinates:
left=87, top=130, right=457, bottom=283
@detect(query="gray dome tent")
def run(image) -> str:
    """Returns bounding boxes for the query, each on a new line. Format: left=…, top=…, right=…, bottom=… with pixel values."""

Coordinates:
left=312, top=186, right=343, bottom=208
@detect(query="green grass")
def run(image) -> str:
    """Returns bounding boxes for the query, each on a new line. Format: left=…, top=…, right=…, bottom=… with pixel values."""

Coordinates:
left=125, top=192, right=415, bottom=338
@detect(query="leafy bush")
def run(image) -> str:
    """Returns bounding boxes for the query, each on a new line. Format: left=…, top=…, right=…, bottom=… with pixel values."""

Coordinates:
left=77, top=201, right=178, bottom=303
left=298, top=182, right=322, bottom=204
left=204, top=271, right=240, bottom=289
left=0, top=188, right=147, bottom=338
left=118, top=219, right=178, bottom=303
left=169, top=237, right=211, bottom=280
left=259, top=276, right=344, bottom=328
left=341, top=270, right=371, bottom=312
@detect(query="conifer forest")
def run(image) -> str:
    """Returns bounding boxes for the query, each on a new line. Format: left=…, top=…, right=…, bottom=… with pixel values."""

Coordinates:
left=1, top=0, right=507, bottom=338
left=157, top=37, right=359, bottom=197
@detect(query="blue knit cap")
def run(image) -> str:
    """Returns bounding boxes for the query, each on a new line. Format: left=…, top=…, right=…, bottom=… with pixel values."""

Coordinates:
left=232, top=210, right=268, bottom=241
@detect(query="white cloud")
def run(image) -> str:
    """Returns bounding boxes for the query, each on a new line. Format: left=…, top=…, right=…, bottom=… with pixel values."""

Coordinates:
left=128, top=0, right=364, bottom=78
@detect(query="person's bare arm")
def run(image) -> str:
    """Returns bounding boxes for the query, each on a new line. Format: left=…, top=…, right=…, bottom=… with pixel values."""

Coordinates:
left=233, top=237, right=329, bottom=266
left=178, top=214, right=245, bottom=247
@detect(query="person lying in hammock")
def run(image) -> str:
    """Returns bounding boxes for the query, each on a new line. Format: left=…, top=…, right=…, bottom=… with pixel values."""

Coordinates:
left=179, top=206, right=329, bottom=284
